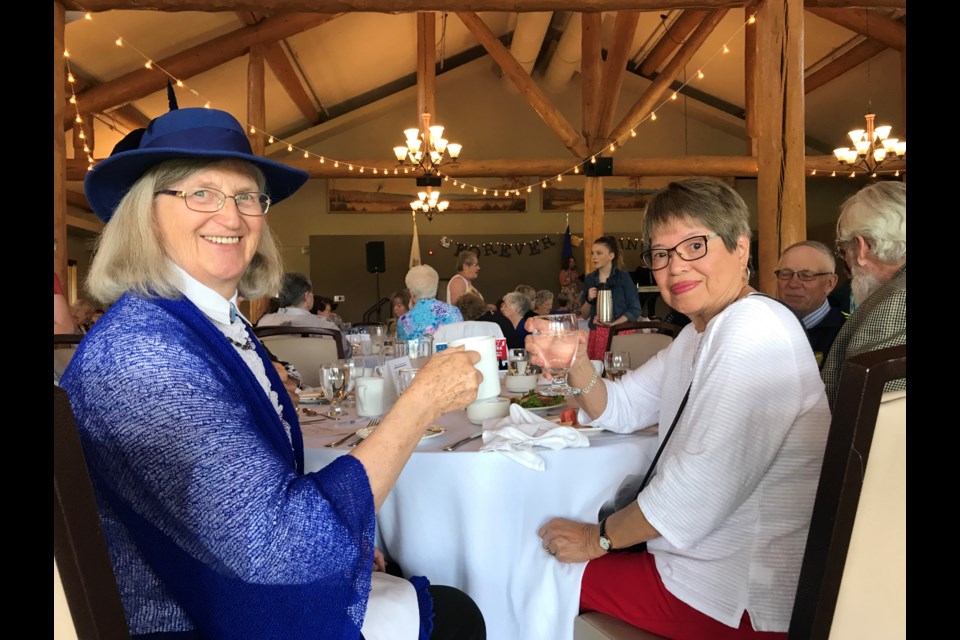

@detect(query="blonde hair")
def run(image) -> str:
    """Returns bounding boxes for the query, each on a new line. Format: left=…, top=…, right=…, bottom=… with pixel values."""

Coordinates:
left=87, top=158, right=283, bottom=304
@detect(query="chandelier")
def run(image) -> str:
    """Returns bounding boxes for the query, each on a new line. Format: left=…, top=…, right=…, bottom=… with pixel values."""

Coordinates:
left=832, top=113, right=906, bottom=176
left=410, top=189, right=449, bottom=222
left=393, top=113, right=462, bottom=177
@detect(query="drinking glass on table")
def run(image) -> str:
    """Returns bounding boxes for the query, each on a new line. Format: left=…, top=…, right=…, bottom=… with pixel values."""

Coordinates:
left=341, top=358, right=358, bottom=407
left=368, top=325, right=386, bottom=364
left=320, top=361, right=352, bottom=419
left=529, top=313, right=580, bottom=396
left=604, top=351, right=630, bottom=381
left=397, top=367, right=419, bottom=394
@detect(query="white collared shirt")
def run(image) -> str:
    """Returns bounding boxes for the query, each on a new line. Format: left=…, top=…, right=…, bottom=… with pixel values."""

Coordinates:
left=801, top=298, right=832, bottom=330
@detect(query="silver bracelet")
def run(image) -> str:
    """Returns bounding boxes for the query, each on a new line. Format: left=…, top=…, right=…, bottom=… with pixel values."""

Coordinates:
left=577, top=368, right=601, bottom=396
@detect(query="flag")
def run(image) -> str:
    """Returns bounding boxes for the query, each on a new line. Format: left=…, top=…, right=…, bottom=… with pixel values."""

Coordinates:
left=562, top=224, right=573, bottom=261
left=409, top=215, right=422, bottom=268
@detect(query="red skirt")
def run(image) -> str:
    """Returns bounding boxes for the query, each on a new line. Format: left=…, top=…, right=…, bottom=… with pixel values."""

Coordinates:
left=587, top=326, right=611, bottom=361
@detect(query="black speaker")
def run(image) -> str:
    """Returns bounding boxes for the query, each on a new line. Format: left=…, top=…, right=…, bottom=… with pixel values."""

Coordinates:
left=584, top=157, right=614, bottom=176
left=366, top=241, right=386, bottom=274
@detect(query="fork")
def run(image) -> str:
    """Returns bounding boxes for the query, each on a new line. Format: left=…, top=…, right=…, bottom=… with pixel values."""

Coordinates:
left=349, top=418, right=382, bottom=447
left=325, top=418, right=377, bottom=449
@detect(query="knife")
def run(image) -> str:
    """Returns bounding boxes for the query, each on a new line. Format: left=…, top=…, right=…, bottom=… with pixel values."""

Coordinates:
left=443, top=433, right=483, bottom=451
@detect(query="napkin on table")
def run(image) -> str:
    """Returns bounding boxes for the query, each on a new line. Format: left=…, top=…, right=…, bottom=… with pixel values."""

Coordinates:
left=480, top=404, right=589, bottom=471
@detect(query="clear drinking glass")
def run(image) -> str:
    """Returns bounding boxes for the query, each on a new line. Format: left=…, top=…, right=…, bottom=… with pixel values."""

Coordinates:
left=321, top=362, right=351, bottom=419
left=530, top=313, right=581, bottom=396
left=397, top=367, right=419, bottom=394
left=508, top=348, right=530, bottom=375
left=368, top=325, right=386, bottom=364
left=604, top=351, right=630, bottom=381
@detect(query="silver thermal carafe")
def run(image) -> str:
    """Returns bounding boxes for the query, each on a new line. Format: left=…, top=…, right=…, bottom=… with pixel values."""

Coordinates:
left=596, top=282, right=614, bottom=323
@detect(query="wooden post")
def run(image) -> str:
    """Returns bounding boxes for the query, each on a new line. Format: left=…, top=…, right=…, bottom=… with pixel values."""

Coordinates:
left=580, top=12, right=602, bottom=151
left=900, top=50, right=906, bottom=136
left=247, top=44, right=270, bottom=324
left=417, top=12, right=436, bottom=119
left=55, top=2, right=68, bottom=287
left=583, top=178, right=604, bottom=273
left=755, top=0, right=806, bottom=296
left=744, top=2, right=758, bottom=156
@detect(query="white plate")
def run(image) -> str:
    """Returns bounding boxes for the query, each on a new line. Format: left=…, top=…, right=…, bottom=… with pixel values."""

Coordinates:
left=298, top=389, right=328, bottom=404
left=356, top=425, right=445, bottom=441
left=513, top=403, right=567, bottom=415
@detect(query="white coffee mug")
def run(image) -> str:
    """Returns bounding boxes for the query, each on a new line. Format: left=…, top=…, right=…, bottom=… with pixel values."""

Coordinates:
left=356, top=377, right=385, bottom=417
left=449, top=335, right=499, bottom=402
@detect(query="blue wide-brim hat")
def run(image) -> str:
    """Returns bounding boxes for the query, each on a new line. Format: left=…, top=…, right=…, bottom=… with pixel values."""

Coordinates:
left=84, top=107, right=309, bottom=222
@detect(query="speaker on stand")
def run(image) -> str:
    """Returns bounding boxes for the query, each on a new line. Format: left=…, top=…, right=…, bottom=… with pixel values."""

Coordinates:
left=365, top=241, right=386, bottom=321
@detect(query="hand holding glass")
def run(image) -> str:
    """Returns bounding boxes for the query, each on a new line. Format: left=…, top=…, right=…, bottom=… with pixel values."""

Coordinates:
left=530, top=314, right=580, bottom=396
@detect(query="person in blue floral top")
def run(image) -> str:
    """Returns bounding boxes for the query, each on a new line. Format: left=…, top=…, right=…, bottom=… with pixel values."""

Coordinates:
left=398, top=265, right=463, bottom=340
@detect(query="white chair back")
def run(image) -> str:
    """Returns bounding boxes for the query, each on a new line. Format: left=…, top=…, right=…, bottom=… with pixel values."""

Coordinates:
left=259, top=335, right=341, bottom=388
left=828, top=389, right=906, bottom=639
left=608, top=332, right=673, bottom=369
left=433, top=321, right=505, bottom=344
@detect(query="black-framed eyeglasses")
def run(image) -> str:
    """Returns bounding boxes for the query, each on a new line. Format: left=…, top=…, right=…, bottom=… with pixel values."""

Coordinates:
left=155, top=187, right=271, bottom=216
left=774, top=269, right=834, bottom=282
left=640, top=233, right=719, bottom=271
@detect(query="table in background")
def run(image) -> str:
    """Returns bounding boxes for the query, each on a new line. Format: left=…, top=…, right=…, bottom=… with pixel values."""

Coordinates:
left=300, top=400, right=658, bottom=640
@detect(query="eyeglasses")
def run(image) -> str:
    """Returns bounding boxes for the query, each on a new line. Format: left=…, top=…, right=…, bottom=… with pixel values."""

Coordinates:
left=640, top=233, right=719, bottom=271
left=774, top=269, right=834, bottom=282
left=155, top=187, right=271, bottom=216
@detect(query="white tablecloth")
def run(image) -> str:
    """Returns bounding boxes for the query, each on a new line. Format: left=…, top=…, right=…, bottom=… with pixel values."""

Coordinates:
left=300, top=395, right=658, bottom=640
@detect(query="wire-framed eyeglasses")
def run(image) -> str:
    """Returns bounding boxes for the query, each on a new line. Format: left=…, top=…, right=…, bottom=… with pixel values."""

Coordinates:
left=640, top=233, right=719, bottom=271
left=774, top=269, right=834, bottom=282
left=155, top=187, right=271, bottom=216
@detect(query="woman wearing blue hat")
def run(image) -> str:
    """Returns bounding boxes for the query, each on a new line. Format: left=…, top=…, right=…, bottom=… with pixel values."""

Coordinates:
left=60, top=107, right=486, bottom=640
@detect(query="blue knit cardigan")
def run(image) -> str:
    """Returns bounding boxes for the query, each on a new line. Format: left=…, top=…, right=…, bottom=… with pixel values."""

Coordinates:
left=61, top=293, right=432, bottom=639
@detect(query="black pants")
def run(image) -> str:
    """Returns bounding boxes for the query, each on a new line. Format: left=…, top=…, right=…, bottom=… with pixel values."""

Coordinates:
left=428, top=585, right=486, bottom=640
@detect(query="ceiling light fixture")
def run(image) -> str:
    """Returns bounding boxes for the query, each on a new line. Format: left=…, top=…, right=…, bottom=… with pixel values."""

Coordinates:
left=393, top=113, right=462, bottom=177
left=409, top=189, right=449, bottom=222
left=832, top=113, right=906, bottom=176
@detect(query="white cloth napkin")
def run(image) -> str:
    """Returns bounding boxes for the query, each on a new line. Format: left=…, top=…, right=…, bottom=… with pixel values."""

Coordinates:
left=360, top=572, right=419, bottom=640
left=480, top=404, right=589, bottom=471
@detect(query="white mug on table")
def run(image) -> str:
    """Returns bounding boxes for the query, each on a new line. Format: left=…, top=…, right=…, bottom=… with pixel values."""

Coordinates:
left=356, top=377, right=386, bottom=417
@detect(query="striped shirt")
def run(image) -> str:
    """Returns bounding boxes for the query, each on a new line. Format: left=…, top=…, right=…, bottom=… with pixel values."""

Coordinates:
left=583, top=294, right=830, bottom=631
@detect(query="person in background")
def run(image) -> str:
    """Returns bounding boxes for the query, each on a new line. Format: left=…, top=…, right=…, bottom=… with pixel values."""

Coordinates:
left=775, top=240, right=845, bottom=369
left=311, top=294, right=347, bottom=331
left=514, top=284, right=538, bottom=324
left=55, top=273, right=76, bottom=334
left=257, top=272, right=350, bottom=352
left=581, top=235, right=643, bottom=360
left=534, top=290, right=555, bottom=316
left=559, top=255, right=583, bottom=308
left=553, top=290, right=573, bottom=314
left=455, top=292, right=488, bottom=322
left=387, top=289, right=412, bottom=337
left=532, top=178, right=829, bottom=639
left=488, top=291, right=531, bottom=350
left=398, top=264, right=463, bottom=340
left=70, top=298, right=96, bottom=334
left=60, top=106, right=485, bottom=640
left=447, top=250, right=484, bottom=305
left=822, top=180, right=906, bottom=408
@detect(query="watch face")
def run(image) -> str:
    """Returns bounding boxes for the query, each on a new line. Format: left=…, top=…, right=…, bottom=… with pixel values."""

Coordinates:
left=599, top=536, right=611, bottom=551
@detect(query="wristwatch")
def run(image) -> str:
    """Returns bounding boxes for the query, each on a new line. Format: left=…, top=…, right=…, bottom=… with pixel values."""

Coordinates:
left=599, top=517, right=614, bottom=552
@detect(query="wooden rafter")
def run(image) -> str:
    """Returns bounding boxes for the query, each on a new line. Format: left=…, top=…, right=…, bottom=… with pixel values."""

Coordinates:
left=63, top=70, right=151, bottom=133
left=805, top=38, right=886, bottom=93
left=417, top=12, right=436, bottom=118
left=807, top=8, right=906, bottom=51
left=456, top=11, right=589, bottom=158
left=67, top=214, right=106, bottom=234
left=636, top=10, right=707, bottom=77
left=608, top=9, right=727, bottom=144
left=580, top=12, right=603, bottom=151
left=63, top=1, right=910, bottom=13
left=66, top=13, right=338, bottom=127
left=595, top=10, right=640, bottom=143
left=236, top=12, right=322, bottom=125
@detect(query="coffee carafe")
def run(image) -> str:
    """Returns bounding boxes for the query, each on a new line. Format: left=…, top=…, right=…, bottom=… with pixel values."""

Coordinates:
left=596, top=282, right=614, bottom=323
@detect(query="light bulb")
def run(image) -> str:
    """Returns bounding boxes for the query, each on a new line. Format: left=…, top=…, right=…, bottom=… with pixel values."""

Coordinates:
left=268, top=136, right=274, bottom=144
left=204, top=102, right=211, bottom=108
left=250, top=125, right=256, bottom=134
left=630, top=129, right=637, bottom=137
left=287, top=144, right=293, bottom=152
left=697, top=69, right=704, bottom=79
left=85, top=12, right=92, bottom=20
left=75, top=114, right=82, bottom=123
left=447, top=143, right=462, bottom=160
left=115, top=37, right=123, bottom=47
left=557, top=175, right=562, bottom=182
left=144, top=60, right=153, bottom=70
left=64, top=49, right=70, bottom=58
left=723, top=44, right=730, bottom=54
left=748, top=15, right=756, bottom=24
left=69, top=96, right=76, bottom=104
left=67, top=73, right=75, bottom=83
left=811, top=169, right=817, bottom=175
left=304, top=151, right=309, bottom=159
left=176, top=80, right=184, bottom=88
left=651, top=112, right=657, bottom=121
left=671, top=93, right=678, bottom=100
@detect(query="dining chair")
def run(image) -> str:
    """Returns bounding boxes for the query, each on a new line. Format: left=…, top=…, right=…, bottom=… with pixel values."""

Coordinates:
left=54, top=333, right=83, bottom=381
left=574, top=612, right=668, bottom=640
left=604, top=321, right=682, bottom=369
left=253, top=326, right=345, bottom=388
left=433, top=320, right=506, bottom=344
left=54, top=385, right=131, bottom=639
left=788, top=344, right=906, bottom=639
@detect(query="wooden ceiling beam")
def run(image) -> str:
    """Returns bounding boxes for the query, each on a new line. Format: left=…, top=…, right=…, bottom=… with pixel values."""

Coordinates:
left=63, top=68, right=152, bottom=132
left=417, top=12, right=436, bottom=118
left=580, top=13, right=603, bottom=151
left=636, top=10, right=707, bottom=77
left=609, top=8, right=727, bottom=144
left=66, top=190, right=92, bottom=210
left=595, top=10, right=641, bottom=143
left=457, top=11, right=589, bottom=158
left=64, top=1, right=910, bottom=13
left=804, top=37, right=886, bottom=93
left=65, top=12, right=338, bottom=127
left=807, top=7, right=905, bottom=51
left=236, top=11, right=322, bottom=125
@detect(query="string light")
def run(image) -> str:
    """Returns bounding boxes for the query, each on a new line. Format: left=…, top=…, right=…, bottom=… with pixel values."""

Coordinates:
left=651, top=112, right=657, bottom=121
left=697, top=69, right=705, bottom=80
left=748, top=15, right=756, bottom=25
left=84, top=12, right=92, bottom=20
left=115, top=37, right=123, bottom=47
left=144, top=60, right=153, bottom=69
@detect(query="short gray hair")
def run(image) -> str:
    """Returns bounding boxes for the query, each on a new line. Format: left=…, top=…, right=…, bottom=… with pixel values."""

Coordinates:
left=278, top=272, right=312, bottom=307
left=456, top=250, right=478, bottom=272
left=86, top=158, right=282, bottom=305
left=643, top=178, right=751, bottom=252
left=503, top=291, right=530, bottom=315
left=836, top=181, right=906, bottom=264
left=535, top=289, right=554, bottom=308
left=514, top=284, right=536, bottom=305
left=780, top=240, right=836, bottom=273
left=405, top=264, right=440, bottom=299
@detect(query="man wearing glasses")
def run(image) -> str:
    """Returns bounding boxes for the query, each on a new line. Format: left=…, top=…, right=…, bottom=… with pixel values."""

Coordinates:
left=821, top=181, right=906, bottom=409
left=775, top=241, right=845, bottom=369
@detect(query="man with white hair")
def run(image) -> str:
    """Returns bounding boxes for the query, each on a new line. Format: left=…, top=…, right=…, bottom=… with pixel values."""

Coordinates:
left=398, top=264, right=463, bottom=340
left=821, top=180, right=906, bottom=408
left=776, top=240, right=845, bottom=368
